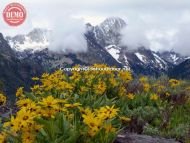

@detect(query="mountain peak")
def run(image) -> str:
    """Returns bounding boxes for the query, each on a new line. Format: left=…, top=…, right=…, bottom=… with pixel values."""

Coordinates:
left=102, top=17, right=126, bottom=23
left=92, top=17, right=127, bottom=47
left=100, top=17, right=126, bottom=31
left=159, top=50, right=188, bottom=65
left=27, top=28, right=50, bottom=43
left=7, top=28, right=49, bottom=53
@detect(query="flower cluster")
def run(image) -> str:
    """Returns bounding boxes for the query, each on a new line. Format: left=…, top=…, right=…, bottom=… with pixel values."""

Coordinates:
left=2, top=93, right=82, bottom=143
left=169, top=79, right=181, bottom=88
left=81, top=105, right=119, bottom=137
left=0, top=93, right=6, bottom=106
left=0, top=64, right=190, bottom=143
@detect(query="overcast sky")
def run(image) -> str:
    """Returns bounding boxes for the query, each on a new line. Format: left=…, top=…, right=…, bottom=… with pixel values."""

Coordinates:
left=0, top=0, right=190, bottom=55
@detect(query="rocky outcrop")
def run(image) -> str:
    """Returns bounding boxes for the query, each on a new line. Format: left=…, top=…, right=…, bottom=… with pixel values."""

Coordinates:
left=115, top=132, right=179, bottom=143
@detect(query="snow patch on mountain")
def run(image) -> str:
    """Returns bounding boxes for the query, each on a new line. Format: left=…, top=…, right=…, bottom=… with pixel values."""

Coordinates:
left=159, top=51, right=188, bottom=65
left=170, top=54, right=179, bottom=64
left=153, top=53, right=167, bottom=65
left=185, top=57, right=190, bottom=60
left=7, top=28, right=50, bottom=52
left=135, top=52, right=147, bottom=63
left=123, top=55, right=130, bottom=70
left=153, top=53, right=167, bottom=69
left=105, top=45, right=121, bottom=63
left=8, top=37, right=49, bottom=52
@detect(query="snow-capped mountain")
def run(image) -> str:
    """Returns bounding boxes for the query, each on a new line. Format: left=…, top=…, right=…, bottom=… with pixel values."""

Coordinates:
left=5, top=17, right=188, bottom=76
left=134, top=48, right=168, bottom=70
left=93, top=17, right=126, bottom=47
left=158, top=51, right=189, bottom=65
left=6, top=28, right=50, bottom=53
left=87, top=17, right=172, bottom=74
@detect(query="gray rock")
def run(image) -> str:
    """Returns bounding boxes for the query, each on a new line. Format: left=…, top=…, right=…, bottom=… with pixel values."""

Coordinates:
left=115, top=133, right=180, bottom=143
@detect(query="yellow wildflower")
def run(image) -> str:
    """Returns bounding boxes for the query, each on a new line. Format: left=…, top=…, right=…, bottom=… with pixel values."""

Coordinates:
left=64, top=103, right=81, bottom=108
left=93, top=81, right=106, bottom=95
left=139, top=76, right=148, bottom=83
left=127, top=93, right=135, bottom=100
left=25, top=102, right=40, bottom=113
left=150, top=93, right=159, bottom=101
left=109, top=77, right=118, bottom=87
left=118, top=71, right=132, bottom=82
left=119, top=116, right=131, bottom=123
left=33, top=124, right=43, bottom=133
left=97, top=105, right=119, bottom=119
left=16, top=99, right=33, bottom=108
left=41, top=108, right=56, bottom=118
left=16, top=87, right=24, bottom=97
left=82, top=110, right=103, bottom=137
left=118, top=86, right=126, bottom=97
left=16, top=108, right=35, bottom=128
left=186, top=86, right=190, bottom=91
left=0, top=93, right=6, bottom=105
left=157, top=85, right=165, bottom=93
left=88, top=125, right=100, bottom=137
left=166, top=92, right=170, bottom=97
left=57, top=81, right=73, bottom=93
left=22, top=132, right=36, bottom=143
left=80, top=107, right=92, bottom=115
left=32, top=77, right=39, bottom=81
left=41, top=73, right=49, bottom=78
left=38, top=96, right=60, bottom=109
left=104, top=123, right=116, bottom=133
left=79, top=86, right=89, bottom=94
left=70, top=72, right=81, bottom=83
left=3, top=116, right=21, bottom=132
left=0, top=132, right=6, bottom=143
left=169, top=79, right=181, bottom=88
left=31, top=85, right=42, bottom=95
left=143, top=83, right=151, bottom=92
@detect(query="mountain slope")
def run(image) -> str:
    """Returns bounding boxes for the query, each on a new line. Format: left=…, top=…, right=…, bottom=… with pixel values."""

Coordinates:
left=169, top=59, right=190, bottom=79
left=158, top=51, right=189, bottom=65
left=0, top=33, right=44, bottom=100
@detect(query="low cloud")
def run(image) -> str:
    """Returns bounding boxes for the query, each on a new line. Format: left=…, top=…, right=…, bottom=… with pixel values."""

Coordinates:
left=30, top=6, right=88, bottom=53
left=120, top=11, right=190, bottom=56
left=120, top=24, right=150, bottom=50
left=0, top=1, right=88, bottom=53
left=48, top=17, right=87, bottom=53
left=172, top=24, right=190, bottom=56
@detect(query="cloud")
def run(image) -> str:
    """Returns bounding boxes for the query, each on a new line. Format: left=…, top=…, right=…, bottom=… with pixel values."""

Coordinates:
left=119, top=10, right=190, bottom=56
left=172, top=24, right=190, bottom=56
left=48, top=17, right=87, bottom=53
left=27, top=2, right=88, bottom=53
left=120, top=20, right=150, bottom=50
left=0, top=0, right=87, bottom=53
left=0, top=0, right=190, bottom=55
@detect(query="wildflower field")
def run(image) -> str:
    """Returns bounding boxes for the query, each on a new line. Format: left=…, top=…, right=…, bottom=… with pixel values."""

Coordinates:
left=0, top=64, right=190, bottom=143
